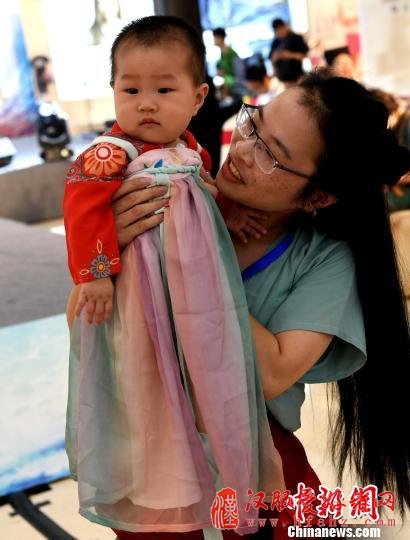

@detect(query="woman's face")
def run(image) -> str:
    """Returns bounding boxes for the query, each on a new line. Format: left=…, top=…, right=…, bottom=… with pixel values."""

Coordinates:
left=216, top=88, right=324, bottom=214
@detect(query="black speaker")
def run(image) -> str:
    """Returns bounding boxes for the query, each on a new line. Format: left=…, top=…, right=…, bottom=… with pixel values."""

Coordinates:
left=37, top=101, right=73, bottom=161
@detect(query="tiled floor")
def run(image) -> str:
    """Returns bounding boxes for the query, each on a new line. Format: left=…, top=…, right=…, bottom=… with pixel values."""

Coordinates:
left=1, top=219, right=408, bottom=539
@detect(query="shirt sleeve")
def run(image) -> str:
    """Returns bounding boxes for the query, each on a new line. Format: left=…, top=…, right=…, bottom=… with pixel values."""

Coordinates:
left=183, top=129, right=212, bottom=172
left=269, top=38, right=279, bottom=58
left=63, top=143, right=129, bottom=284
left=266, top=240, right=366, bottom=383
left=293, top=34, right=309, bottom=54
left=263, top=239, right=366, bottom=431
left=199, top=146, right=212, bottom=172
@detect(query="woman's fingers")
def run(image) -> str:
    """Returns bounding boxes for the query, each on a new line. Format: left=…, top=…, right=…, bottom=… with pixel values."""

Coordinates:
left=117, top=213, right=164, bottom=249
left=113, top=185, right=168, bottom=214
left=112, top=178, right=172, bottom=248
left=116, top=197, right=168, bottom=229
left=112, top=177, right=153, bottom=200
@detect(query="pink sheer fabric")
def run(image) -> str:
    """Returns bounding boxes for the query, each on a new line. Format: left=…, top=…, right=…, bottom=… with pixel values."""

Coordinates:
left=66, top=147, right=284, bottom=535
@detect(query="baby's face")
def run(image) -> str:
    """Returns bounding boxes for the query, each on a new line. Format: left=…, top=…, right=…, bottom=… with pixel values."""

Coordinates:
left=112, top=43, right=208, bottom=145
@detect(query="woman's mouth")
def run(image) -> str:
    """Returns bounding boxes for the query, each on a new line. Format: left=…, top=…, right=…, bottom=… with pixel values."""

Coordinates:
left=222, top=156, right=243, bottom=184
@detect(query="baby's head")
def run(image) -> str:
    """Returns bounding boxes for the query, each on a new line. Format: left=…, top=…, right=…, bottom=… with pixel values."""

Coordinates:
left=110, top=16, right=208, bottom=145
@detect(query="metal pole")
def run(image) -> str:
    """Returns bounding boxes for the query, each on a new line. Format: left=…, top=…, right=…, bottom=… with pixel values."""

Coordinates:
left=153, top=0, right=203, bottom=34
left=8, top=491, right=76, bottom=540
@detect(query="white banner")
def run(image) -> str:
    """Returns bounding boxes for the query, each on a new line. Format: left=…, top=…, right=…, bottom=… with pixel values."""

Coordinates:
left=358, top=0, right=410, bottom=95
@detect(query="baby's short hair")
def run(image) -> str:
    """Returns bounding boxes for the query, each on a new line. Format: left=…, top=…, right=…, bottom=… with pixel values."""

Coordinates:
left=110, top=15, right=206, bottom=86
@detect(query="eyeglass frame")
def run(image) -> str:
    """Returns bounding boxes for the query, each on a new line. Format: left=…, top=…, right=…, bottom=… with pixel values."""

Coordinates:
left=236, top=103, right=314, bottom=180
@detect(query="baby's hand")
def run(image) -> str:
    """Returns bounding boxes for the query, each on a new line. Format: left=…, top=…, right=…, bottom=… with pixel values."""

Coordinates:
left=200, top=168, right=218, bottom=198
left=75, top=277, right=114, bottom=325
left=225, top=203, right=268, bottom=243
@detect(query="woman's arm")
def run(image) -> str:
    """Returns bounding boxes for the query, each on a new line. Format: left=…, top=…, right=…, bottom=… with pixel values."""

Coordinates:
left=250, top=315, right=334, bottom=400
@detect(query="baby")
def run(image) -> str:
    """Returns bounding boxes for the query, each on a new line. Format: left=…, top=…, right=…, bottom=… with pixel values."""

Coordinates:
left=63, top=15, right=266, bottom=325
left=64, top=17, right=278, bottom=535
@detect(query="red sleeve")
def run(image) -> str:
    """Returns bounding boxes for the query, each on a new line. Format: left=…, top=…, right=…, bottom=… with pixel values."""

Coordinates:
left=199, top=146, right=212, bottom=173
left=63, top=143, right=128, bottom=284
left=183, top=129, right=212, bottom=172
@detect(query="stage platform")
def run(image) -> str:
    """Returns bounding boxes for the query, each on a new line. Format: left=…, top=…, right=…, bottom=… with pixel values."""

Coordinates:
left=0, top=217, right=71, bottom=327
left=0, top=133, right=93, bottom=223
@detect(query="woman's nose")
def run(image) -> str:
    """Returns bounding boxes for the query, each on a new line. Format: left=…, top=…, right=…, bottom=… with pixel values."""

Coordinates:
left=234, top=137, right=254, bottom=166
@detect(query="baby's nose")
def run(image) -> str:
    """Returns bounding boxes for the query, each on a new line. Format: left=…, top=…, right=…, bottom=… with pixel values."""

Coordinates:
left=138, top=100, right=157, bottom=111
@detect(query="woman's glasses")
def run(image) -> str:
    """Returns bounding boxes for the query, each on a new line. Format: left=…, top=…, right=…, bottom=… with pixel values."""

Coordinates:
left=236, top=104, right=313, bottom=180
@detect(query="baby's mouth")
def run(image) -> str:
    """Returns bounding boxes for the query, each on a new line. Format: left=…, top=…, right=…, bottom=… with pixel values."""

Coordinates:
left=140, top=118, right=160, bottom=125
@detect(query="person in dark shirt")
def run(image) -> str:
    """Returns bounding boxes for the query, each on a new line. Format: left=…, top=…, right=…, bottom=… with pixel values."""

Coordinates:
left=269, top=18, right=309, bottom=87
left=188, top=74, right=242, bottom=177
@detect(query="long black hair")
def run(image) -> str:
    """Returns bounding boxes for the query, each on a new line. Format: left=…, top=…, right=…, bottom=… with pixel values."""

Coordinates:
left=298, top=70, right=410, bottom=514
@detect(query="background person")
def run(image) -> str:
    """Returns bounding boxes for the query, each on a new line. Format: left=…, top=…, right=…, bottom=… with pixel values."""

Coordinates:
left=324, top=46, right=358, bottom=79
left=244, top=62, right=284, bottom=105
left=213, top=27, right=239, bottom=97
left=269, top=18, right=309, bottom=88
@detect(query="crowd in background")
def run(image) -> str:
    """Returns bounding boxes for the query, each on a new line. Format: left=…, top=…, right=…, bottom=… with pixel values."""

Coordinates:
left=199, top=17, right=410, bottom=212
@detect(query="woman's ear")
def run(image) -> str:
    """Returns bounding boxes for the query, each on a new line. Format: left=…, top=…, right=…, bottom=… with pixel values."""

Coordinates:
left=304, top=189, right=338, bottom=212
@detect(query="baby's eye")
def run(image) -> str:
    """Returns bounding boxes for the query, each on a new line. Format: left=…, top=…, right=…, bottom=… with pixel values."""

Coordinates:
left=158, top=88, right=173, bottom=94
left=126, top=88, right=138, bottom=95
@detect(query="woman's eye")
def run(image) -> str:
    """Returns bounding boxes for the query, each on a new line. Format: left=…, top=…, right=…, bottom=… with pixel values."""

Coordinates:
left=126, top=88, right=138, bottom=95
left=248, top=121, right=256, bottom=135
left=264, top=147, right=273, bottom=159
left=158, top=88, right=173, bottom=94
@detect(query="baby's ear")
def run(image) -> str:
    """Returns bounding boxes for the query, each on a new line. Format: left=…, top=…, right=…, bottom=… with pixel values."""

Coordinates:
left=304, top=189, right=337, bottom=212
left=193, top=83, right=209, bottom=115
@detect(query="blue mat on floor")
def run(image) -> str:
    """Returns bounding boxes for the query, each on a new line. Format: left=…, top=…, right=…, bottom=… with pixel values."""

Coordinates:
left=0, top=314, right=70, bottom=496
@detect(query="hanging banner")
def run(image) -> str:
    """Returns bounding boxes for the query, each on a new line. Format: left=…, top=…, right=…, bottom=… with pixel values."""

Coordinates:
left=0, top=4, right=38, bottom=137
left=308, top=0, right=359, bottom=52
left=358, top=0, right=410, bottom=95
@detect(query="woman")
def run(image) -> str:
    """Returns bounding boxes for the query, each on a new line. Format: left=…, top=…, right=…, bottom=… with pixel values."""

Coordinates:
left=67, top=71, right=410, bottom=538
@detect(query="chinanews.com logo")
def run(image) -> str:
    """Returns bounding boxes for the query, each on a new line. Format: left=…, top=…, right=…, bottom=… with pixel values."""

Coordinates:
left=210, top=483, right=397, bottom=537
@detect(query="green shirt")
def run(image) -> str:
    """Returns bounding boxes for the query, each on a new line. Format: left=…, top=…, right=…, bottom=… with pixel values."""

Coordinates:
left=243, top=225, right=366, bottom=431
left=217, top=47, right=238, bottom=88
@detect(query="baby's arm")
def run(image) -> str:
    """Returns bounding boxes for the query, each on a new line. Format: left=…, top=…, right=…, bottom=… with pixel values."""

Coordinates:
left=75, top=277, right=114, bottom=325
left=200, top=169, right=268, bottom=241
left=200, top=167, right=218, bottom=198
left=63, top=142, right=127, bottom=286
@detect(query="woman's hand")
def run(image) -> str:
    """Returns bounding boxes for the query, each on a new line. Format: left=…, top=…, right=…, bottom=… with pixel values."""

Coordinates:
left=112, top=177, right=169, bottom=249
